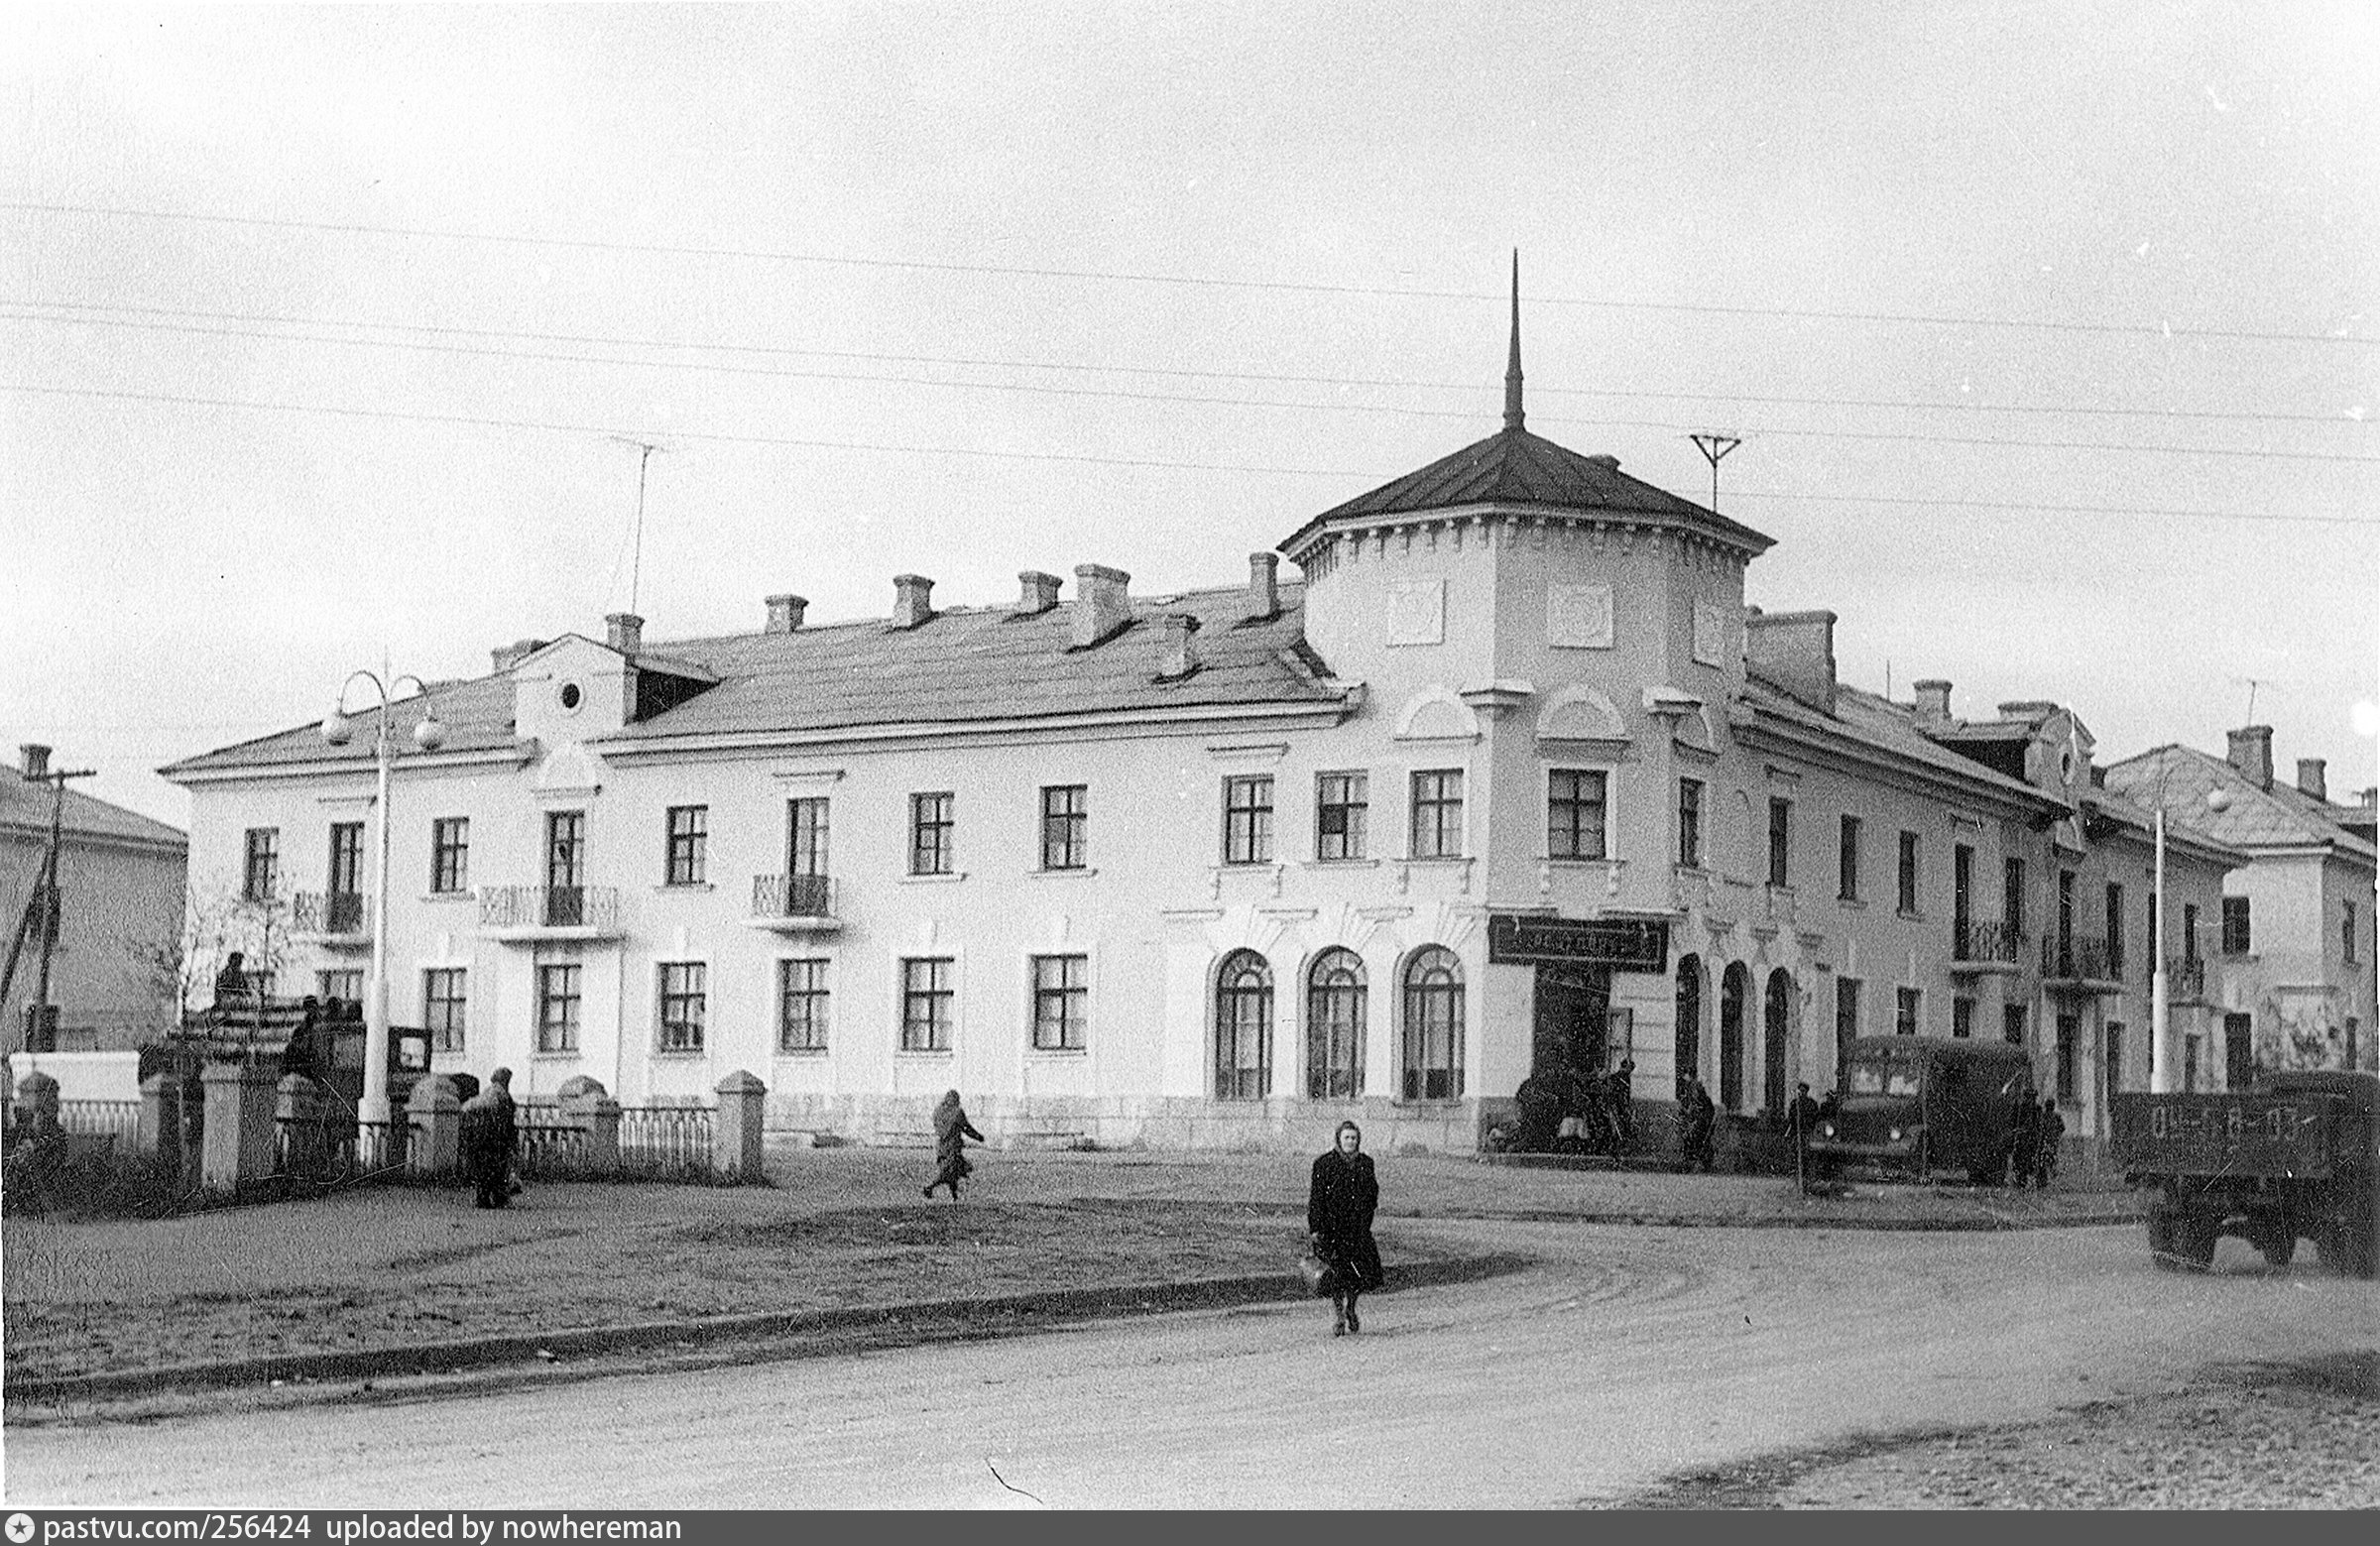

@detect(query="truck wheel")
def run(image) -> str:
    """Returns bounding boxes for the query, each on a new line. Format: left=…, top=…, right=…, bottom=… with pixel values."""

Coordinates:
left=2160, top=1212, right=2218, bottom=1272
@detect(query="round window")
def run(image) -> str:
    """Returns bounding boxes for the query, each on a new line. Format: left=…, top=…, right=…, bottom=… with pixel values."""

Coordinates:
left=2059, top=747, right=2076, bottom=781
left=558, top=681, right=583, bottom=713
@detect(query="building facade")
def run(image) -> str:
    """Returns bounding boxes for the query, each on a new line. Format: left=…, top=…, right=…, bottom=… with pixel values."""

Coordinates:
left=2107, top=730, right=2379, bottom=1081
left=3, top=743, right=190, bottom=1051
left=162, top=320, right=2246, bottom=1152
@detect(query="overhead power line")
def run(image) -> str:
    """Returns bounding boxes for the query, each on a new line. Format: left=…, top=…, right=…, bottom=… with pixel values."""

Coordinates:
left=3, top=312, right=2369, bottom=466
left=3, top=200, right=2368, bottom=348
left=3, top=379, right=2372, bottom=531
left=9, top=297, right=2361, bottom=427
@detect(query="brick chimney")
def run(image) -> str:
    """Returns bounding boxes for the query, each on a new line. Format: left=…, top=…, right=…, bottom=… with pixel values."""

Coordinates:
left=1248, top=552, right=1280, bottom=619
left=2296, top=758, right=2327, bottom=802
left=1912, top=679, right=1952, bottom=722
left=892, top=574, right=934, bottom=630
left=1014, top=571, right=1061, bottom=616
left=1154, top=614, right=1201, bottom=679
left=19, top=744, right=50, bottom=779
left=605, top=612, right=644, bottom=654
left=1744, top=610, right=1839, bottom=715
left=765, top=594, right=807, bottom=635
left=1072, top=564, right=1132, bottom=649
left=2226, top=725, right=2274, bottom=789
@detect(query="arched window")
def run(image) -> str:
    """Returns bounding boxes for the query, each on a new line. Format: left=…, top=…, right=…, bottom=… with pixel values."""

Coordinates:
left=1306, top=949, right=1366, bottom=1100
left=1214, top=950, right=1272, bottom=1100
left=1719, top=963, right=1749, bottom=1113
left=1401, top=947, right=1465, bottom=1101
left=1764, top=969, right=1795, bottom=1119
left=1674, top=954, right=1704, bottom=1090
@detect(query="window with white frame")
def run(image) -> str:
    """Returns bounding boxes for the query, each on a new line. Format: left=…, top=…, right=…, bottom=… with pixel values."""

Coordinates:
left=1223, top=774, right=1274, bottom=865
left=430, top=817, right=470, bottom=893
left=1030, top=954, right=1089, bottom=1050
left=664, top=805, right=708, bottom=887
left=1040, top=785, right=1088, bottom=871
left=1306, top=948, right=1365, bottom=1099
left=909, top=793, right=955, bottom=876
left=1315, top=772, right=1368, bottom=861
left=1547, top=770, right=1608, bottom=860
left=422, top=967, right=467, bottom=1054
left=657, top=962, right=706, bottom=1053
left=536, top=963, right=581, bottom=1054
left=243, top=827, right=281, bottom=901
left=787, top=797, right=830, bottom=878
left=1677, top=777, right=1705, bottom=868
left=777, top=958, right=829, bottom=1052
left=1409, top=770, right=1464, bottom=859
left=1214, top=950, right=1272, bottom=1099
left=901, top=957, right=955, bottom=1051
left=1401, top=947, right=1465, bottom=1099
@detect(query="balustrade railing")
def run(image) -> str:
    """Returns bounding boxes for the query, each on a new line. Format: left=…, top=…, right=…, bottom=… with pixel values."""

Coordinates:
left=2164, top=955, right=2207, bottom=999
left=2042, top=935, right=2118, bottom=982
left=478, top=885, right=620, bottom=930
left=294, top=890, right=369, bottom=936
left=1952, top=918, right=2023, bottom=964
left=752, top=873, right=837, bottom=918
left=618, top=1104, right=714, bottom=1171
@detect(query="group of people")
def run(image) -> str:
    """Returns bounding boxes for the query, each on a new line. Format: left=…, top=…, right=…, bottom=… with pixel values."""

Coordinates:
left=1510, top=1058, right=1638, bottom=1156
left=2011, top=1095, right=2067, bottom=1190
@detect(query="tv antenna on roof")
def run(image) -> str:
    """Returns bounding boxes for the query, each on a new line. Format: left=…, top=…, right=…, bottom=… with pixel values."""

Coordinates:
left=609, top=435, right=671, bottom=616
left=1688, top=432, right=1741, bottom=514
left=2229, top=675, right=2276, bottom=723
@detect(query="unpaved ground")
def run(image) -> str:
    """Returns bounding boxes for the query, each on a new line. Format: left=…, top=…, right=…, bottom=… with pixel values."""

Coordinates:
left=1623, top=1351, right=2380, bottom=1508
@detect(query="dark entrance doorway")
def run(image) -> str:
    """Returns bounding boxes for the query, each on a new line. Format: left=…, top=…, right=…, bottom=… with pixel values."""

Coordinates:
left=1532, top=963, right=1610, bottom=1078
left=1719, top=963, right=1749, bottom=1112
left=1674, top=954, right=1704, bottom=1089
left=1764, top=969, right=1794, bottom=1119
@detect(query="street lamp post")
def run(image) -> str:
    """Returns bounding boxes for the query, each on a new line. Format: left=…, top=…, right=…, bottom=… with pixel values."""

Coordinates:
left=322, top=669, right=445, bottom=1128
left=2149, top=788, right=2231, bottom=1094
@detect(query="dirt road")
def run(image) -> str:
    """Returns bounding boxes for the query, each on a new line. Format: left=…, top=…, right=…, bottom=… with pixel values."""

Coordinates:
left=11, top=1221, right=2372, bottom=1508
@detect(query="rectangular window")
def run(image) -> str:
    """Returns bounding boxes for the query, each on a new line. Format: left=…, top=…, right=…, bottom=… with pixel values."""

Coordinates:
left=422, top=968, right=467, bottom=1055
left=2057, top=870, right=2076, bottom=961
left=1677, top=778, right=1705, bottom=868
left=1223, top=775, right=1274, bottom=865
left=316, top=968, right=362, bottom=1003
left=1953, top=844, right=1974, bottom=932
left=1040, top=785, right=1089, bottom=871
left=1316, top=772, right=1368, bottom=861
left=900, top=958, right=955, bottom=1051
left=1895, top=987, right=1921, bottom=1037
left=2056, top=1013, right=2080, bottom=1102
left=1411, top=770, right=1465, bottom=859
left=1952, top=998, right=1974, bottom=1040
left=1767, top=797, right=1792, bottom=888
left=2003, top=1003, right=2027, bottom=1047
left=657, top=962, right=707, bottom=1052
left=909, top=792, right=955, bottom=876
left=1897, top=831, right=1920, bottom=913
left=1031, top=954, right=1089, bottom=1051
left=243, top=827, right=281, bottom=901
left=2183, top=902, right=2201, bottom=968
left=2003, top=857, right=2026, bottom=937
left=545, top=810, right=586, bottom=889
left=1838, top=815, right=1862, bottom=901
left=1547, top=770, right=1608, bottom=861
left=2346, top=902, right=2359, bottom=965
left=327, top=821, right=364, bottom=897
left=536, top=963, right=581, bottom=1054
left=1835, top=978, right=1859, bottom=1072
left=787, top=797, right=830, bottom=879
left=2221, top=895, right=2251, bottom=955
left=2106, top=883, right=2125, bottom=978
left=776, top=958, right=830, bottom=1053
left=664, top=805, right=708, bottom=887
left=2106, top=1023, right=2125, bottom=1098
left=430, top=817, right=470, bottom=893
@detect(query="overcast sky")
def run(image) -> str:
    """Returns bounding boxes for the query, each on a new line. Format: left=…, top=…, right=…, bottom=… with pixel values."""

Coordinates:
left=5, top=2, right=2375, bottom=830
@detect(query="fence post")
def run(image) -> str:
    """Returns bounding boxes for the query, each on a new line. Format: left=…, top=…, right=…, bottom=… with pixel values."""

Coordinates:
left=407, top=1076, right=462, bottom=1177
left=713, top=1070, right=767, bottom=1181
left=558, top=1076, right=619, bottom=1176
left=200, top=1061, right=279, bottom=1192
left=137, top=1071, right=176, bottom=1161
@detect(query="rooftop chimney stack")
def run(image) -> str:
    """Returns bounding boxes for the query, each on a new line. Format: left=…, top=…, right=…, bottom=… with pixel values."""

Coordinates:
left=892, top=574, right=935, bottom=630
left=1912, top=679, right=1953, bottom=723
left=765, top=595, right=808, bottom=635
left=605, top=612, right=644, bottom=655
left=1248, top=552, right=1280, bottom=619
left=2226, top=725, right=2275, bottom=790
left=1072, top=564, right=1132, bottom=649
left=20, top=744, right=50, bottom=779
left=1155, top=613, right=1201, bottom=679
left=1014, top=571, right=1061, bottom=616
left=1743, top=610, right=1840, bottom=716
left=2298, top=758, right=2328, bottom=802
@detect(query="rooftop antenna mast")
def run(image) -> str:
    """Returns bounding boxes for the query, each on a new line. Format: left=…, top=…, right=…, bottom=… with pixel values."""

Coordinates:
left=2229, top=675, right=2275, bottom=723
left=610, top=436, right=670, bottom=616
left=1689, top=432, right=1741, bottom=514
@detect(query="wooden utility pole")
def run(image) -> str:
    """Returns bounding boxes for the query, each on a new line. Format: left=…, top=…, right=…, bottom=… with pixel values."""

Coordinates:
left=3, top=758, right=97, bottom=1051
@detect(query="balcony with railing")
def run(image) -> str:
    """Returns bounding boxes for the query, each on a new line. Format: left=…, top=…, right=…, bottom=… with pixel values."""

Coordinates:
left=748, top=873, right=841, bottom=933
left=476, top=885, right=625, bottom=942
left=2163, top=954, right=2209, bottom=1004
left=2041, top=934, right=2121, bottom=994
left=292, top=890, right=372, bottom=948
left=1948, top=918, right=2024, bottom=976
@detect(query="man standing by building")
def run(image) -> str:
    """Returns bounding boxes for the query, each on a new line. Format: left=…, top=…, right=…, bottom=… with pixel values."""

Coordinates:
left=459, top=1067, right=520, bottom=1209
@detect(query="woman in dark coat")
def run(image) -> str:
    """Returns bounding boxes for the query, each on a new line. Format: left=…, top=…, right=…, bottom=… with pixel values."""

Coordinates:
left=1307, top=1120, right=1385, bottom=1336
left=922, top=1089, right=984, bottom=1200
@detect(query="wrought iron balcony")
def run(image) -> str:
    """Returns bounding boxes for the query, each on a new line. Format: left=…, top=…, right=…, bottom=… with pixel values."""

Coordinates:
left=477, top=885, right=623, bottom=939
left=1949, top=918, right=2024, bottom=974
left=2041, top=934, right=2120, bottom=992
left=2163, top=954, right=2207, bottom=1002
left=748, top=873, right=841, bottom=933
left=292, top=890, right=371, bottom=944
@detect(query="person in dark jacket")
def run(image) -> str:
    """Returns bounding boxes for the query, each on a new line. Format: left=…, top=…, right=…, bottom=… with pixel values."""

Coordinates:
left=2008, top=1093, right=2040, bottom=1190
left=1678, top=1077, right=1718, bottom=1173
left=458, top=1067, right=520, bottom=1209
left=1512, top=1070, right=1562, bottom=1153
left=279, top=997, right=322, bottom=1083
left=2035, top=1098, right=2066, bottom=1189
left=1785, top=1082, right=1822, bottom=1142
left=1606, top=1059, right=1638, bottom=1153
left=1308, top=1120, right=1384, bottom=1336
left=922, top=1090, right=984, bottom=1200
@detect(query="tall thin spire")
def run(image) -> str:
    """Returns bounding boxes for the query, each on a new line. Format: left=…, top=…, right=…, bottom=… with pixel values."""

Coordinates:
left=1502, top=248, right=1524, bottom=432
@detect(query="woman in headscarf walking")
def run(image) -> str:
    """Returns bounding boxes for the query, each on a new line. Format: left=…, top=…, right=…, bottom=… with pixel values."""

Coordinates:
left=1307, top=1120, right=1385, bottom=1336
left=922, top=1089, right=984, bottom=1200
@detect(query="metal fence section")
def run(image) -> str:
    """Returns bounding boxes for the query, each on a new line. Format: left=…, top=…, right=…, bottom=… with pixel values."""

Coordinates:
left=618, top=1104, right=714, bottom=1171
left=515, top=1113, right=591, bottom=1179
left=271, top=1113, right=408, bottom=1184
